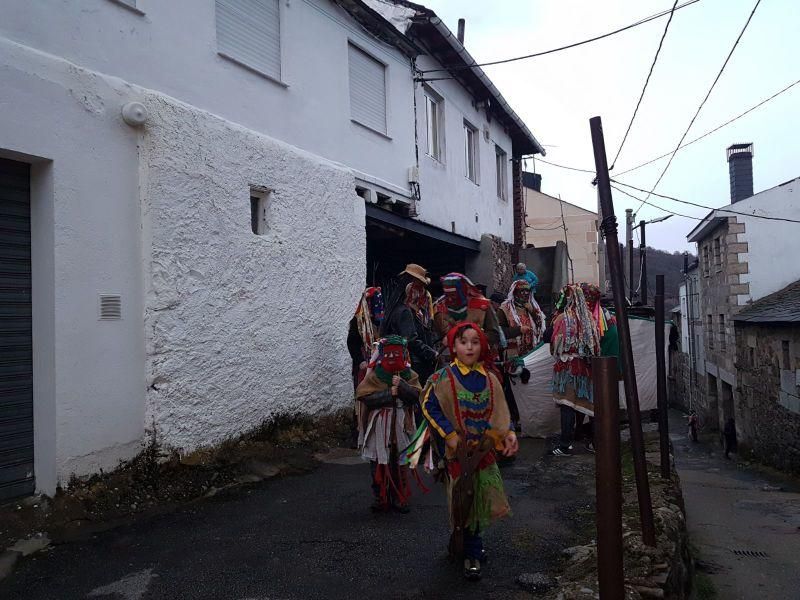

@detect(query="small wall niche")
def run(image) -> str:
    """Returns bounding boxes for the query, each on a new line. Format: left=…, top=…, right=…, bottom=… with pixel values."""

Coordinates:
left=250, top=186, right=271, bottom=235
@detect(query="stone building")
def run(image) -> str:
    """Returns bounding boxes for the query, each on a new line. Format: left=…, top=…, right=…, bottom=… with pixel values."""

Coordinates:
left=686, top=144, right=800, bottom=433
left=733, top=280, right=800, bottom=473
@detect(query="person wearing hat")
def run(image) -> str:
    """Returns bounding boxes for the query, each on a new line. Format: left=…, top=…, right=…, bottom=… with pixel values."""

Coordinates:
left=382, top=264, right=438, bottom=386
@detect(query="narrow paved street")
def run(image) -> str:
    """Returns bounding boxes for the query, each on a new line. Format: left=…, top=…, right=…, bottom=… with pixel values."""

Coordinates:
left=670, top=410, right=800, bottom=599
left=0, top=440, right=595, bottom=599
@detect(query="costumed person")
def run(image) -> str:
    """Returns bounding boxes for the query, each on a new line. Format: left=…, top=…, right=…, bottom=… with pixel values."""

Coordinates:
left=347, top=287, right=384, bottom=447
left=433, top=273, right=502, bottom=360
left=549, top=283, right=619, bottom=456
left=513, top=262, right=539, bottom=294
left=723, top=417, right=737, bottom=459
left=497, top=280, right=546, bottom=432
left=382, top=264, right=438, bottom=386
left=687, top=410, right=699, bottom=443
left=421, top=322, right=518, bottom=580
left=355, top=336, right=421, bottom=513
left=348, top=287, right=384, bottom=387
left=498, top=280, right=546, bottom=359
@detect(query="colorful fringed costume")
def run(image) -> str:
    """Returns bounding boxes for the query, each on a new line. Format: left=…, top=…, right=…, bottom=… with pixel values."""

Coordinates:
left=550, top=283, right=618, bottom=453
left=498, top=279, right=546, bottom=358
left=421, top=323, right=512, bottom=570
left=355, top=336, right=421, bottom=511
left=433, top=273, right=501, bottom=350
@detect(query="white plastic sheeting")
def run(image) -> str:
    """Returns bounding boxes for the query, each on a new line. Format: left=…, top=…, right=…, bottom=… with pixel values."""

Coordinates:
left=516, top=317, right=668, bottom=438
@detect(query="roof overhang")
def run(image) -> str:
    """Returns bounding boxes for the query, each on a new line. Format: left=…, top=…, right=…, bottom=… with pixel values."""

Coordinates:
left=365, top=204, right=481, bottom=251
left=407, top=13, right=545, bottom=157
left=686, top=210, right=726, bottom=243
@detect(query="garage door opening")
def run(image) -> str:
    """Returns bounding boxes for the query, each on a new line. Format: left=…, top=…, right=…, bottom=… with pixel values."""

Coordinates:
left=0, top=157, right=34, bottom=501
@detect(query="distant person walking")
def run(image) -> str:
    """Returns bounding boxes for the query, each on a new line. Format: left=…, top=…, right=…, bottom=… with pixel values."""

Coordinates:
left=513, top=262, right=538, bottom=294
left=724, top=417, right=738, bottom=459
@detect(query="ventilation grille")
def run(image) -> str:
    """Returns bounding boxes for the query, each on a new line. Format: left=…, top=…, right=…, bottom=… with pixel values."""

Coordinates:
left=99, top=294, right=122, bottom=320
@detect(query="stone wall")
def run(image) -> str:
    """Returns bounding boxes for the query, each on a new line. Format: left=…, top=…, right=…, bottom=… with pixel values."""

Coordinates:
left=735, top=322, right=800, bottom=473
left=669, top=349, right=707, bottom=417
left=697, top=217, right=749, bottom=430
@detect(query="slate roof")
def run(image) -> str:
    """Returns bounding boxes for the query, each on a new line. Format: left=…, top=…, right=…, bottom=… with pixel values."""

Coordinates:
left=733, top=279, right=800, bottom=323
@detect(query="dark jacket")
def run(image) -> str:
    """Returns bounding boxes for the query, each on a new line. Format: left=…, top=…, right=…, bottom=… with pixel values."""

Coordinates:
left=383, top=304, right=437, bottom=383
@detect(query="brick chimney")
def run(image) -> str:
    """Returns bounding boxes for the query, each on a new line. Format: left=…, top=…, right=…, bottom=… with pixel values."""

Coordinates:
left=727, top=143, right=753, bottom=203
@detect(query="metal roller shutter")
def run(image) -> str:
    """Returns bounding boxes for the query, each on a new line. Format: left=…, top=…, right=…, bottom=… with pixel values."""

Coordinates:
left=0, top=158, right=34, bottom=501
left=348, top=43, right=387, bottom=134
left=216, top=0, right=281, bottom=80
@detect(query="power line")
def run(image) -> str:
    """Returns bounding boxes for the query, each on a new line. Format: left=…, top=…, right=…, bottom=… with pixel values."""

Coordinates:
left=419, top=0, right=702, bottom=74
left=532, top=78, right=800, bottom=177
left=611, top=0, right=680, bottom=169
left=614, top=77, right=800, bottom=176
left=535, top=157, right=595, bottom=174
left=635, top=0, right=763, bottom=216
left=612, top=179, right=800, bottom=224
left=611, top=184, right=702, bottom=221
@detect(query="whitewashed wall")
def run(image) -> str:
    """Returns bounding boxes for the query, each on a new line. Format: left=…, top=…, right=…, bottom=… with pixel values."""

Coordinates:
left=142, top=92, right=365, bottom=452
left=0, top=36, right=147, bottom=492
left=735, top=178, right=800, bottom=303
left=0, top=0, right=417, bottom=198
left=0, top=32, right=364, bottom=492
left=414, top=54, right=516, bottom=243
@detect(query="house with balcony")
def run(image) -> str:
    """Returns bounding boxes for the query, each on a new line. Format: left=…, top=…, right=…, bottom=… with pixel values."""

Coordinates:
left=0, top=0, right=543, bottom=499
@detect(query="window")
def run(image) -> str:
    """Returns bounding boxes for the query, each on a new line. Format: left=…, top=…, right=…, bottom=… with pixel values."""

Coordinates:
left=707, top=315, right=714, bottom=349
left=495, top=146, right=508, bottom=200
left=713, top=238, right=721, bottom=268
left=703, top=245, right=710, bottom=277
left=250, top=186, right=271, bottom=235
left=424, top=87, right=444, bottom=161
left=348, top=43, right=387, bottom=134
left=783, top=340, right=791, bottom=369
left=216, top=0, right=282, bottom=82
left=719, top=314, right=726, bottom=351
left=464, top=120, right=479, bottom=183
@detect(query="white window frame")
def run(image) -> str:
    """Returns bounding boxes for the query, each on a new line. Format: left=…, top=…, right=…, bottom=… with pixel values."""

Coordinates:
left=464, top=120, right=479, bottom=184
left=215, top=0, right=286, bottom=87
left=495, top=145, right=508, bottom=200
left=424, top=86, right=445, bottom=162
left=348, top=41, right=390, bottom=137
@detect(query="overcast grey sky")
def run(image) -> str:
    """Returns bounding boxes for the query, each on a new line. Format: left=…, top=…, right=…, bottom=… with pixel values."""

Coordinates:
left=424, top=0, right=799, bottom=252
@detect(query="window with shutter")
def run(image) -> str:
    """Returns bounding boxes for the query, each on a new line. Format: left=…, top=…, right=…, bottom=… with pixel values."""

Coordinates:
left=348, top=43, right=387, bottom=134
left=495, top=145, right=507, bottom=200
left=464, top=120, right=479, bottom=183
left=216, top=0, right=281, bottom=82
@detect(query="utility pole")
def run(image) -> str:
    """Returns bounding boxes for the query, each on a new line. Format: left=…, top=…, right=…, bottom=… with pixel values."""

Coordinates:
left=597, top=189, right=607, bottom=291
left=592, top=356, right=625, bottom=598
left=626, top=209, right=634, bottom=300
left=639, top=219, right=648, bottom=306
left=590, top=115, right=656, bottom=547
left=655, top=275, right=670, bottom=479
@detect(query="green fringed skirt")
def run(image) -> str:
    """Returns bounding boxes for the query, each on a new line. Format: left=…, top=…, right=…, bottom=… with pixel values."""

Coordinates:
left=448, top=462, right=510, bottom=532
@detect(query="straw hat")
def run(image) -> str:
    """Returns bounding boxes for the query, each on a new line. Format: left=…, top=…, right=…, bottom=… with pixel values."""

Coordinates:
left=398, top=263, right=430, bottom=285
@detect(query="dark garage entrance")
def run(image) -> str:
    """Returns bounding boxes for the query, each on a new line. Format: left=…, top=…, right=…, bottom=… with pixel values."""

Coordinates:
left=365, top=204, right=480, bottom=293
left=0, top=158, right=34, bottom=501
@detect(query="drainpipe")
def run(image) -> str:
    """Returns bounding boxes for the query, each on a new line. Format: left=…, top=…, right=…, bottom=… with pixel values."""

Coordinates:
left=409, top=57, right=421, bottom=217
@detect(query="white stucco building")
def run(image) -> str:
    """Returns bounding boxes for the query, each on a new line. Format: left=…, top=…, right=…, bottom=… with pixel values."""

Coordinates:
left=0, top=0, right=543, bottom=499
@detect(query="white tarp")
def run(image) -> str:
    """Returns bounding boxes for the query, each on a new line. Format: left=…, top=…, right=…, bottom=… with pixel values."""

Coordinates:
left=516, top=317, right=667, bottom=438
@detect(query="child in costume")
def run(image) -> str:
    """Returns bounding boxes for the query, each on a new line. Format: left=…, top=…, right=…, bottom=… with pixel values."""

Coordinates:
left=355, top=335, right=421, bottom=513
left=421, top=322, right=518, bottom=580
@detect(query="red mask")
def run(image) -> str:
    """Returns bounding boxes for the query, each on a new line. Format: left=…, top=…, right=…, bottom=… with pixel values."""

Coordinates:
left=379, top=344, right=408, bottom=373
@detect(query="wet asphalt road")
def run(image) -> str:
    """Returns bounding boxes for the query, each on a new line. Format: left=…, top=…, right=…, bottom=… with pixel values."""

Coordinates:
left=670, top=409, right=800, bottom=600
left=0, top=439, right=592, bottom=600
